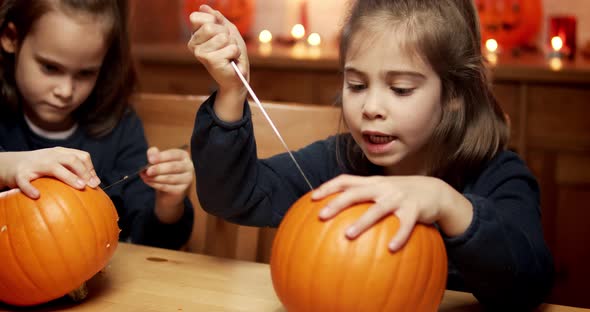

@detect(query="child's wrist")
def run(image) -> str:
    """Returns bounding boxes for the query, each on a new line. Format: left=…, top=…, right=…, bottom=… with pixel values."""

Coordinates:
left=437, top=182, right=473, bottom=237
left=154, top=192, right=185, bottom=224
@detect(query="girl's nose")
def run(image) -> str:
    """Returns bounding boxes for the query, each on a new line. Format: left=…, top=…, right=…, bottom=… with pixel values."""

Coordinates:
left=362, top=90, right=385, bottom=120
left=54, top=77, right=74, bottom=100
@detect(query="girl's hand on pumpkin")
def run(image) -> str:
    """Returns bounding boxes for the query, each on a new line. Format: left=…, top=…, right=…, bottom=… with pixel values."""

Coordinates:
left=0, top=147, right=100, bottom=199
left=312, top=174, right=473, bottom=252
left=140, top=146, right=194, bottom=223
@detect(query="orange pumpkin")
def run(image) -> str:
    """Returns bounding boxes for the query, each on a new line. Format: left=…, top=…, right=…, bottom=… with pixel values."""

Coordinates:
left=270, top=192, right=448, bottom=312
left=0, top=178, right=120, bottom=306
left=183, top=0, right=255, bottom=37
left=476, top=0, right=542, bottom=49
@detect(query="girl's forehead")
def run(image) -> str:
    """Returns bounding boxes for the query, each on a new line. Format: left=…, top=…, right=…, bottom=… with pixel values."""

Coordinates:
left=345, top=25, right=428, bottom=69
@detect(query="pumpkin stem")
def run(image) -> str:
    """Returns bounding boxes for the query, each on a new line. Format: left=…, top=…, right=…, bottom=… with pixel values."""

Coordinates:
left=67, top=283, right=88, bottom=302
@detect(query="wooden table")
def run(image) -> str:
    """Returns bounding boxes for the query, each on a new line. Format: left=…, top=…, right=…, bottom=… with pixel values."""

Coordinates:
left=1, top=243, right=587, bottom=312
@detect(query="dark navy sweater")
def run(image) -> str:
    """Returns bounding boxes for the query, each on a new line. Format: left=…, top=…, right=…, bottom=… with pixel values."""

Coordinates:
left=191, top=94, right=554, bottom=310
left=0, top=110, right=193, bottom=250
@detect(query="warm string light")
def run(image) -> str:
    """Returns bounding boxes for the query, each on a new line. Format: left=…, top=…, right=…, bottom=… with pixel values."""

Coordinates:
left=484, top=38, right=498, bottom=66
left=291, top=24, right=306, bottom=40
left=307, top=33, right=321, bottom=46
left=485, top=38, right=498, bottom=53
left=548, top=36, right=564, bottom=71
left=258, top=29, right=273, bottom=56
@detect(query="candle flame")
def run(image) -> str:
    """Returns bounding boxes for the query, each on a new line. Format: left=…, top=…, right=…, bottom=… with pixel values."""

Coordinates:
left=307, top=33, right=321, bottom=46
left=485, top=39, right=498, bottom=53
left=258, top=30, right=272, bottom=44
left=551, top=36, right=563, bottom=52
left=291, top=24, right=306, bottom=40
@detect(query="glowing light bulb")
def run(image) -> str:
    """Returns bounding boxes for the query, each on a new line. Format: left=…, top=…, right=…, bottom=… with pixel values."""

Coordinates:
left=307, top=33, right=321, bottom=46
left=258, top=30, right=272, bottom=44
left=291, top=24, right=306, bottom=40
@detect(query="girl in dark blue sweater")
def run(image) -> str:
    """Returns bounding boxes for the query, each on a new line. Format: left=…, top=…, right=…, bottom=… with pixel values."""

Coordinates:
left=0, top=0, right=193, bottom=249
left=187, top=0, right=554, bottom=309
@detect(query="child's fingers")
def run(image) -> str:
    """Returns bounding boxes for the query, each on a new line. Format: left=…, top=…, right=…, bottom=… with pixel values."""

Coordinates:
left=318, top=185, right=375, bottom=220
left=150, top=148, right=189, bottom=164
left=51, top=166, right=88, bottom=190
left=142, top=172, right=193, bottom=186
left=344, top=202, right=396, bottom=239
left=15, top=179, right=39, bottom=199
left=189, top=21, right=228, bottom=47
left=58, top=148, right=97, bottom=185
left=388, top=209, right=417, bottom=252
left=188, top=11, right=217, bottom=32
left=0, top=188, right=21, bottom=199
left=145, top=161, right=193, bottom=180
left=311, top=174, right=360, bottom=200
left=147, top=146, right=160, bottom=164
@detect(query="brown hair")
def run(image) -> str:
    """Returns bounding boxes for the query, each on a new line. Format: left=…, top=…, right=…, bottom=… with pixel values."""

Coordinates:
left=336, top=0, right=509, bottom=189
left=0, top=0, right=137, bottom=138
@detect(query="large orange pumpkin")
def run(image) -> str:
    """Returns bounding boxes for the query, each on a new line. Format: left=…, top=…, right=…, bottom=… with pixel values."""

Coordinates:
left=183, top=0, right=255, bottom=37
left=0, top=178, right=120, bottom=306
left=476, top=0, right=542, bottom=49
left=270, top=192, right=448, bottom=312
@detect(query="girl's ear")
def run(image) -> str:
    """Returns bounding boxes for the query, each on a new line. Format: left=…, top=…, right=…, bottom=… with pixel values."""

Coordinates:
left=1, top=22, right=18, bottom=54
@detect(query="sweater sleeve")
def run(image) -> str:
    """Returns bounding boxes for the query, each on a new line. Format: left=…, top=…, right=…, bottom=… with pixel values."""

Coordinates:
left=104, top=112, right=194, bottom=249
left=191, top=93, right=339, bottom=227
left=444, top=151, right=554, bottom=310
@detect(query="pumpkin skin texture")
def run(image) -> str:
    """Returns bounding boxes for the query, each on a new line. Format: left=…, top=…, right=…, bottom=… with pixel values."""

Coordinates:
left=476, top=0, right=542, bottom=49
left=270, top=192, right=448, bottom=312
left=183, top=0, right=255, bottom=37
left=0, top=178, right=120, bottom=306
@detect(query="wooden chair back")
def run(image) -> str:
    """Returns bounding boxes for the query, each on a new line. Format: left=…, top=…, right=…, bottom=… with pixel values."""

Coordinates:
left=132, top=92, right=342, bottom=262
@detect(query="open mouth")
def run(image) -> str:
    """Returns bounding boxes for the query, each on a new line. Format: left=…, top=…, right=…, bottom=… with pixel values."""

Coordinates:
left=365, top=134, right=396, bottom=144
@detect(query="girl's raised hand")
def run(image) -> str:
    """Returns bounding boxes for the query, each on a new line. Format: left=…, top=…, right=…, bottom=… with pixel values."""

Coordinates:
left=186, top=4, right=249, bottom=95
left=0, top=147, right=100, bottom=199
left=311, top=175, right=473, bottom=252
left=140, top=146, right=194, bottom=223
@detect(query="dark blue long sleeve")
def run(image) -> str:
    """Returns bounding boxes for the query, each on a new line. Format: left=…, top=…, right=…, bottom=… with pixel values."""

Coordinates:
left=0, top=110, right=193, bottom=250
left=192, top=94, right=554, bottom=310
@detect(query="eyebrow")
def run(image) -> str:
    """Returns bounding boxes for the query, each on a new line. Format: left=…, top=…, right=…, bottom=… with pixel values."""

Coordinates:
left=34, top=53, right=101, bottom=72
left=344, top=66, right=426, bottom=80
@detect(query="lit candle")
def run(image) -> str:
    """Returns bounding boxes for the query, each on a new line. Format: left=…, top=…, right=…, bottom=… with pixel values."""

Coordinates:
left=551, top=36, right=563, bottom=53
left=291, top=24, right=306, bottom=41
left=485, top=38, right=498, bottom=54
left=549, top=36, right=564, bottom=71
left=307, top=33, right=321, bottom=46
left=258, top=30, right=273, bottom=56
left=307, top=33, right=321, bottom=59
left=259, top=29, right=273, bottom=44
left=484, top=38, right=498, bottom=66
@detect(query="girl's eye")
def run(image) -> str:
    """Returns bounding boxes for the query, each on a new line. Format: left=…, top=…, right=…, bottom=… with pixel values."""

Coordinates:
left=391, top=87, right=415, bottom=96
left=77, top=70, right=98, bottom=79
left=346, top=83, right=366, bottom=92
left=41, top=63, right=59, bottom=73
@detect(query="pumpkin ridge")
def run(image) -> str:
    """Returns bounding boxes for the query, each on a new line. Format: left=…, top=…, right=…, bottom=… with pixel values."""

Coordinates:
left=406, top=223, right=428, bottom=312
left=0, top=194, right=33, bottom=304
left=282, top=194, right=319, bottom=309
left=354, top=213, right=390, bottom=311
left=382, top=227, right=414, bottom=310
left=414, top=228, right=433, bottom=311
left=307, top=210, right=333, bottom=310
left=9, top=196, right=53, bottom=301
left=49, top=186, right=94, bottom=279
left=36, top=190, right=80, bottom=289
left=332, top=209, right=363, bottom=312
left=69, top=187, right=101, bottom=269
